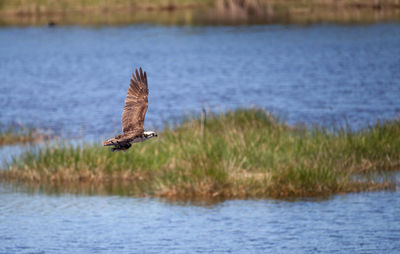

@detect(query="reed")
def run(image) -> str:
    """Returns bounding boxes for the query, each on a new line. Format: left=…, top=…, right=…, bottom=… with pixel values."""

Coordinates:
left=1, top=108, right=399, bottom=201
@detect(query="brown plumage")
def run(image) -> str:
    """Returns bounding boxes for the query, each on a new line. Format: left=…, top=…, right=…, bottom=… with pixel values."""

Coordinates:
left=122, top=68, right=148, bottom=135
left=103, top=68, right=157, bottom=152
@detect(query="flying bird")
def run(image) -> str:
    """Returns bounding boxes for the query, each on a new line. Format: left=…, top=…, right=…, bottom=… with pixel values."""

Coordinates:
left=103, top=68, right=157, bottom=152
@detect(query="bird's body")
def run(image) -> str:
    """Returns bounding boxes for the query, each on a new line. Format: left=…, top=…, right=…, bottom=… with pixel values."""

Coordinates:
left=103, top=68, right=157, bottom=152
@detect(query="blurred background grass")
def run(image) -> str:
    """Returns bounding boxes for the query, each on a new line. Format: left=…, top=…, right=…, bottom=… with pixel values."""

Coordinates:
left=1, top=0, right=399, bottom=26
left=0, top=123, right=51, bottom=145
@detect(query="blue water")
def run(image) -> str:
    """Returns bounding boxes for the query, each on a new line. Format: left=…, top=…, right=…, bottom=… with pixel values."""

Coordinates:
left=0, top=24, right=399, bottom=140
left=1, top=185, right=399, bottom=254
left=1, top=24, right=400, bottom=253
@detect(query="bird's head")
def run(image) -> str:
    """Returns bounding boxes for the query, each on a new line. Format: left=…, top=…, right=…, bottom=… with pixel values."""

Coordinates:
left=144, top=130, right=158, bottom=139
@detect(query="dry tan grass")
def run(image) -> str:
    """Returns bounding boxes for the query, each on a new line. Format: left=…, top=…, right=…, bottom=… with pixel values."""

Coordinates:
left=0, top=125, right=51, bottom=145
left=0, top=0, right=399, bottom=25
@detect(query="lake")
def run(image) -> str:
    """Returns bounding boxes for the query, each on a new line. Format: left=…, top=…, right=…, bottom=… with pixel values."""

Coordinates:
left=0, top=23, right=400, bottom=253
left=1, top=185, right=400, bottom=253
left=0, top=24, right=399, bottom=139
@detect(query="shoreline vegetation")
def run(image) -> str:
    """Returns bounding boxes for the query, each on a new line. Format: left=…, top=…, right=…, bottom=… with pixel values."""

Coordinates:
left=1, top=109, right=399, bottom=201
left=0, top=0, right=399, bottom=26
left=0, top=124, right=51, bottom=146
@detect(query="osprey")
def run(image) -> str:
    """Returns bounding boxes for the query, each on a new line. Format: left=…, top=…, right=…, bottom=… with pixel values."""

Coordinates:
left=103, top=68, right=157, bottom=152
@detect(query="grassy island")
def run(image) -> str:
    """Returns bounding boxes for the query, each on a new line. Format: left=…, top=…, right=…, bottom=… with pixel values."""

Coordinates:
left=1, top=109, right=399, bottom=201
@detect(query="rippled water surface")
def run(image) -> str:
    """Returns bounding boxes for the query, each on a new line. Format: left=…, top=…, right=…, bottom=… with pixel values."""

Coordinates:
left=1, top=24, right=400, bottom=253
left=1, top=185, right=400, bottom=254
left=1, top=24, right=399, bottom=139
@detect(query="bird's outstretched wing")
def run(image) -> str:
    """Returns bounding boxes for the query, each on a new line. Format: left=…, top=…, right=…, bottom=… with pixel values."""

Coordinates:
left=121, top=68, right=148, bottom=135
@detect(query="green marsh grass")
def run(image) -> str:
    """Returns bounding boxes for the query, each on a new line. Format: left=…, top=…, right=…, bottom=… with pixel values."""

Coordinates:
left=1, top=109, right=399, bottom=201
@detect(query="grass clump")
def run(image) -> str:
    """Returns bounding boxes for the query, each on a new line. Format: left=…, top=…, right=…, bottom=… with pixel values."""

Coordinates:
left=1, top=108, right=399, bottom=201
left=0, top=123, right=50, bottom=146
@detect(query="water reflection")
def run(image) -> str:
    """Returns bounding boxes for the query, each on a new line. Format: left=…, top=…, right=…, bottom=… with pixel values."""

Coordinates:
left=1, top=183, right=400, bottom=253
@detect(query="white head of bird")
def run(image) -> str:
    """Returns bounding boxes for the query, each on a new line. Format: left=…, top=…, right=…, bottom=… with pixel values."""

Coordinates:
left=144, top=130, right=157, bottom=139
